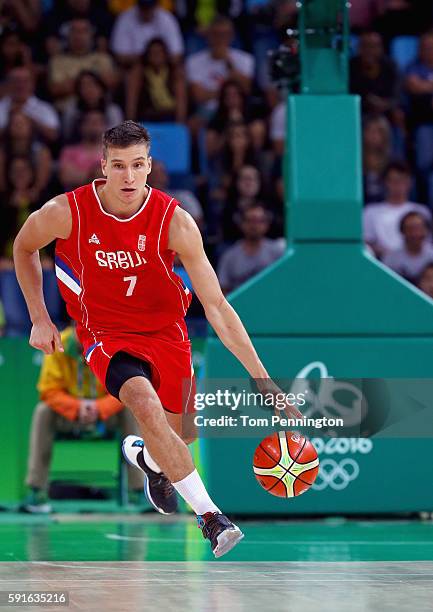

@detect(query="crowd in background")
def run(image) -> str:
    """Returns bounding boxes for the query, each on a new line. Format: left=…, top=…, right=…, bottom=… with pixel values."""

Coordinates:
left=1, top=0, right=433, bottom=334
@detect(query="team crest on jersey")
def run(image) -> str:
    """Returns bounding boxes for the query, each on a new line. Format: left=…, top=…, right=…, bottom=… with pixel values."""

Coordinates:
left=138, top=234, right=146, bottom=251
left=89, top=233, right=100, bottom=245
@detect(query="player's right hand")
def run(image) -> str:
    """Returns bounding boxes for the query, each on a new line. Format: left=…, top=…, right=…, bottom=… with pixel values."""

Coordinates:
left=29, top=318, right=64, bottom=354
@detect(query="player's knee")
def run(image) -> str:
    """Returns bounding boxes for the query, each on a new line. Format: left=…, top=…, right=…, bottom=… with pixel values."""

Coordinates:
left=120, top=378, right=160, bottom=420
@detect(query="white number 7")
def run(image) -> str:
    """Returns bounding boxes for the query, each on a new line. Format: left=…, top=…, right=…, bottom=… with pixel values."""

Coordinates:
left=123, top=275, right=137, bottom=297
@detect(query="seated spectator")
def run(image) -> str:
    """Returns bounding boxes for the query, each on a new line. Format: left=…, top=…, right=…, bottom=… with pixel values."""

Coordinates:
left=0, top=0, right=41, bottom=35
left=0, top=28, right=33, bottom=97
left=206, top=79, right=266, bottom=158
left=19, top=325, right=143, bottom=513
left=362, top=114, right=393, bottom=203
left=209, top=120, right=261, bottom=199
left=383, top=212, right=433, bottom=283
left=148, top=159, right=204, bottom=230
left=217, top=204, right=285, bottom=294
left=221, top=165, right=269, bottom=242
left=39, top=0, right=114, bottom=55
left=405, top=31, right=433, bottom=127
left=58, top=110, right=105, bottom=191
left=62, top=71, right=123, bottom=143
left=418, top=263, right=433, bottom=299
left=374, top=0, right=425, bottom=50
left=110, top=0, right=184, bottom=67
left=186, top=15, right=255, bottom=120
left=0, top=111, right=52, bottom=202
left=269, top=98, right=285, bottom=157
left=350, top=0, right=380, bottom=32
left=1, top=156, right=39, bottom=261
left=0, top=66, right=60, bottom=143
left=48, top=18, right=118, bottom=111
left=125, top=38, right=186, bottom=123
left=350, top=30, right=400, bottom=117
left=363, top=161, right=431, bottom=258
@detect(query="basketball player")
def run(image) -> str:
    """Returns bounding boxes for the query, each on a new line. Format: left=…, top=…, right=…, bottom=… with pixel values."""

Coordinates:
left=14, top=121, right=301, bottom=558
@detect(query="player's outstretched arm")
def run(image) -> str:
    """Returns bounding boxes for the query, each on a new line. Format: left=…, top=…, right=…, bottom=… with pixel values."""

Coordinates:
left=170, top=207, right=270, bottom=380
left=13, top=195, right=71, bottom=354
left=170, top=208, right=303, bottom=419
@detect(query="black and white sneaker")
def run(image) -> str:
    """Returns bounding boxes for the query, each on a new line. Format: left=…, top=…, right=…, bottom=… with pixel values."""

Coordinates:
left=122, top=435, right=178, bottom=515
left=197, top=512, right=244, bottom=558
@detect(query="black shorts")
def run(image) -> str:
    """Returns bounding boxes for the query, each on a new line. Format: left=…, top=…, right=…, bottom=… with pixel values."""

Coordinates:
left=105, top=351, right=152, bottom=400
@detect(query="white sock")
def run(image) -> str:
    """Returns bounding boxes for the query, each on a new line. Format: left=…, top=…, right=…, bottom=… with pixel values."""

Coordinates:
left=173, top=469, right=220, bottom=515
left=141, top=445, right=162, bottom=474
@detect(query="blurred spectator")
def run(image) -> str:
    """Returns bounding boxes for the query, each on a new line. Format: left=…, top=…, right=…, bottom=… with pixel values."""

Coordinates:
left=418, top=263, right=433, bottom=298
left=39, top=0, right=114, bottom=57
left=125, top=38, right=187, bottom=123
left=62, top=71, right=124, bottom=143
left=221, top=164, right=268, bottom=242
left=362, top=114, right=393, bottom=203
left=208, top=120, right=261, bottom=201
left=58, top=110, right=105, bottom=191
left=48, top=18, right=118, bottom=111
left=374, top=0, right=425, bottom=50
left=108, top=0, right=135, bottom=15
left=217, top=204, right=285, bottom=294
left=0, top=29, right=33, bottom=97
left=269, top=99, right=285, bottom=157
left=186, top=15, right=255, bottom=119
left=149, top=159, right=204, bottom=229
left=19, top=325, right=142, bottom=513
left=405, top=31, right=433, bottom=127
left=0, top=111, right=52, bottom=202
left=110, top=0, right=184, bottom=67
left=363, top=161, right=431, bottom=258
left=1, top=156, right=39, bottom=261
left=383, top=211, right=433, bottom=283
left=0, top=0, right=41, bottom=35
left=0, top=66, right=60, bottom=143
left=206, top=79, right=266, bottom=158
left=350, top=0, right=380, bottom=31
left=350, top=31, right=400, bottom=117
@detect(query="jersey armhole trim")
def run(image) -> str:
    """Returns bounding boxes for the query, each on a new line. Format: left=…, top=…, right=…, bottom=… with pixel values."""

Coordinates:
left=159, top=197, right=178, bottom=253
left=56, top=190, right=78, bottom=246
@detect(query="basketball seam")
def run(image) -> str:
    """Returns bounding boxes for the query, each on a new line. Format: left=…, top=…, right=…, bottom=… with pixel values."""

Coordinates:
left=257, top=441, right=291, bottom=471
left=278, top=438, right=307, bottom=496
left=295, top=467, right=319, bottom=486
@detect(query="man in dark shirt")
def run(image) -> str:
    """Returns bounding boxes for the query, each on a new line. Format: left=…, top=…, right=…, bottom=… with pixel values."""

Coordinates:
left=350, top=30, right=400, bottom=117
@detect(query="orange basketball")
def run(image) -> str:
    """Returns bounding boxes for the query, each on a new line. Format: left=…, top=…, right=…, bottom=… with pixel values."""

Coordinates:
left=253, top=431, right=319, bottom=497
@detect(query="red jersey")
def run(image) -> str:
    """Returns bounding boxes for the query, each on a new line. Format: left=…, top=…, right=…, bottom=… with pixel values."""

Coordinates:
left=55, top=180, right=192, bottom=337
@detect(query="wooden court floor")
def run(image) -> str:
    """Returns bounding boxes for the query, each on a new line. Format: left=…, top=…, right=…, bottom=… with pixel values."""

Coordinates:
left=1, top=514, right=433, bottom=611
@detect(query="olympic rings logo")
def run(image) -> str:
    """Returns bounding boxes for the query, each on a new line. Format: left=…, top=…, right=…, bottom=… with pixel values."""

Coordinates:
left=312, top=458, right=360, bottom=491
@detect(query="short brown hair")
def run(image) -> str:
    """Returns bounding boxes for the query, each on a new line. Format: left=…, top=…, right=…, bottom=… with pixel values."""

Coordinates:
left=102, top=120, right=151, bottom=159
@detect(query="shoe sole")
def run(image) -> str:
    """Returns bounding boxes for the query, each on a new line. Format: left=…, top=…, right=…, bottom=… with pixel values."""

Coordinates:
left=121, top=439, right=176, bottom=516
left=213, top=527, right=244, bottom=558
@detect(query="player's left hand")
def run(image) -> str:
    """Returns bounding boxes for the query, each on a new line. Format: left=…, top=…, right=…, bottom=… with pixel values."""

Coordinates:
left=255, top=378, right=303, bottom=420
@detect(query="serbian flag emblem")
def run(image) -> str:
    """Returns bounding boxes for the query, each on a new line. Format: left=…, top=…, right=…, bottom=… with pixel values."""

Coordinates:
left=138, top=234, right=146, bottom=251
